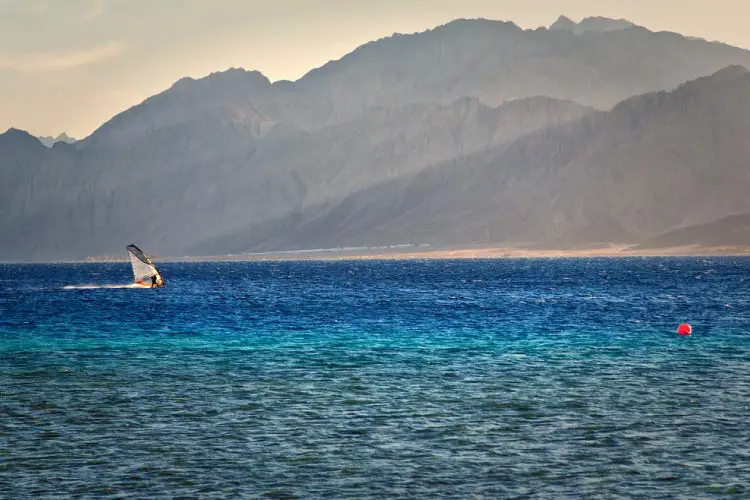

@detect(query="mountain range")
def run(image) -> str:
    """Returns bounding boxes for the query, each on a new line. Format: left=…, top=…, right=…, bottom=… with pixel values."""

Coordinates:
left=2, top=16, right=750, bottom=261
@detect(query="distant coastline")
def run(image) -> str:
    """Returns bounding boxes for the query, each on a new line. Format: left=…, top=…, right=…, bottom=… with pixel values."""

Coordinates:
left=64, top=243, right=750, bottom=264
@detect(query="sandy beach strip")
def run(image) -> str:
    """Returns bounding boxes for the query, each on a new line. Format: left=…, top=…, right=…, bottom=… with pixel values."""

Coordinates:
left=148, top=243, right=750, bottom=263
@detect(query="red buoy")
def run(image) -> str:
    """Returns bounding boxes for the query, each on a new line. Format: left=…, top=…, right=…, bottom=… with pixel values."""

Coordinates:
left=677, top=323, right=692, bottom=336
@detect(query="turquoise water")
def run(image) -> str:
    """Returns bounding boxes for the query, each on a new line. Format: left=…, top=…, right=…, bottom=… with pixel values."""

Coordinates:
left=1, top=258, right=749, bottom=498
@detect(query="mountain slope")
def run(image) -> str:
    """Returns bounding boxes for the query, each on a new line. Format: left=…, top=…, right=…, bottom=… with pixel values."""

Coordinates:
left=192, top=66, right=750, bottom=254
left=0, top=96, right=592, bottom=260
left=5, top=17, right=750, bottom=260
left=78, top=17, right=750, bottom=148
left=636, top=214, right=750, bottom=249
left=291, top=17, right=750, bottom=126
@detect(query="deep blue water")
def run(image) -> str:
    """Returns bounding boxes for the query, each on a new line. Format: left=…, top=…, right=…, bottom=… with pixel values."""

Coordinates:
left=1, top=258, right=749, bottom=498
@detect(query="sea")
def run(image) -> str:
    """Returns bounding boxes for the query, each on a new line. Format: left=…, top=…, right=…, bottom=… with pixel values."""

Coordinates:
left=1, top=258, right=749, bottom=499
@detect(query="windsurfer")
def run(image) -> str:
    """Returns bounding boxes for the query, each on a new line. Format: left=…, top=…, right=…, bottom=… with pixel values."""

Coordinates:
left=127, top=244, right=165, bottom=289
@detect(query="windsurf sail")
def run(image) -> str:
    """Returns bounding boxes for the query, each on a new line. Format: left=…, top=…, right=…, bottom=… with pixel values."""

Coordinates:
left=126, top=244, right=165, bottom=287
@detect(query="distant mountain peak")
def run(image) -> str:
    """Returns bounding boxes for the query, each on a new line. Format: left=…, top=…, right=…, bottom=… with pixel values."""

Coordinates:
left=2, top=127, right=36, bottom=141
left=550, top=15, right=636, bottom=34
left=673, top=64, right=750, bottom=93
left=209, top=67, right=270, bottom=83
left=37, top=132, right=76, bottom=148
left=610, top=64, right=750, bottom=118
left=303, top=17, right=523, bottom=82
left=440, top=17, right=522, bottom=32
left=549, top=15, right=577, bottom=31
left=3, top=127, right=32, bottom=137
left=709, top=64, right=750, bottom=78
left=0, top=127, right=44, bottom=149
left=170, top=67, right=271, bottom=92
left=80, top=67, right=275, bottom=149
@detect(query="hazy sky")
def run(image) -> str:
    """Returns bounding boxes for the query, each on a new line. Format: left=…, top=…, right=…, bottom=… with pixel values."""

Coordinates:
left=2, top=0, right=750, bottom=138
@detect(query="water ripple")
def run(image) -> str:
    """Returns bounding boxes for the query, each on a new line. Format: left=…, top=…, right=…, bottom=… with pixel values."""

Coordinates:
left=1, top=258, right=749, bottom=498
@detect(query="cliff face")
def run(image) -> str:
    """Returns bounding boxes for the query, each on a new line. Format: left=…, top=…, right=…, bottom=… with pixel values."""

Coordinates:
left=192, top=67, right=750, bottom=254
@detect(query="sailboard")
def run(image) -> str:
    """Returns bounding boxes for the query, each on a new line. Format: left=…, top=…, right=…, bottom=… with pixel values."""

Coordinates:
left=126, top=244, right=165, bottom=288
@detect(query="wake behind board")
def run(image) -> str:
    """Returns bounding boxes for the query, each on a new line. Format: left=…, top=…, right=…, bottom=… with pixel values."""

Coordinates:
left=63, top=283, right=149, bottom=290
left=63, top=245, right=165, bottom=290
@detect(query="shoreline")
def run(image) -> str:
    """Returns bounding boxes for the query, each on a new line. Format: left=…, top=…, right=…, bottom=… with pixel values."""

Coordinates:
left=9, top=243, right=746, bottom=264
left=187, top=244, right=750, bottom=262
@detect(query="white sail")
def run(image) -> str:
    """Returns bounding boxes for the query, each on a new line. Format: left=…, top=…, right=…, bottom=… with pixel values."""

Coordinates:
left=126, top=244, right=165, bottom=287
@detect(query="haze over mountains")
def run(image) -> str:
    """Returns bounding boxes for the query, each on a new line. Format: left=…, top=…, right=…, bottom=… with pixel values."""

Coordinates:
left=36, top=133, right=77, bottom=148
left=3, top=16, right=750, bottom=261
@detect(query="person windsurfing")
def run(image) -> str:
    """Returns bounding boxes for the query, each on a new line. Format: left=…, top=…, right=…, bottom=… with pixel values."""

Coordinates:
left=127, top=244, right=165, bottom=289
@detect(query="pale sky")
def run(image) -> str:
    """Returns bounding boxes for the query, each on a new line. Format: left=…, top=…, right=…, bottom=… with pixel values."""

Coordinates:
left=2, top=0, right=750, bottom=138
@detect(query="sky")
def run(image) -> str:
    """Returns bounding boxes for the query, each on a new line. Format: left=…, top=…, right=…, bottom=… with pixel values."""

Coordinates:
left=2, top=0, right=750, bottom=138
